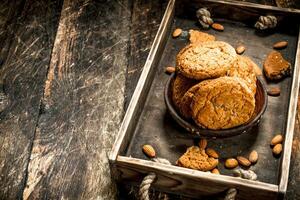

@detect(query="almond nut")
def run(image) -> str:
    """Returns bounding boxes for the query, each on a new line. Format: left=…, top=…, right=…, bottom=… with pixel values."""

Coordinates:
left=165, top=66, right=175, bottom=74
left=206, top=148, right=219, bottom=158
left=211, top=168, right=220, bottom=174
left=267, top=87, right=280, bottom=96
left=273, top=41, right=288, bottom=49
left=273, top=144, right=283, bottom=155
left=249, top=150, right=258, bottom=163
left=236, top=45, right=245, bottom=54
left=142, top=144, right=156, bottom=158
left=237, top=156, right=251, bottom=167
left=199, top=139, right=208, bottom=149
left=271, top=134, right=283, bottom=146
left=173, top=28, right=182, bottom=38
left=211, top=23, right=224, bottom=31
left=225, top=158, right=238, bottom=169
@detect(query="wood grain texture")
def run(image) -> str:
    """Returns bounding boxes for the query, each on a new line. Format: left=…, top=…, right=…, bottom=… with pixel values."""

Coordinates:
left=124, top=0, right=167, bottom=109
left=286, top=95, right=300, bottom=200
left=24, top=0, right=130, bottom=199
left=0, top=0, right=63, bottom=199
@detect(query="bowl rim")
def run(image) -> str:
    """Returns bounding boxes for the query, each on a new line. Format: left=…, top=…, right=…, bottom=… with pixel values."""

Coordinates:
left=164, top=73, right=268, bottom=138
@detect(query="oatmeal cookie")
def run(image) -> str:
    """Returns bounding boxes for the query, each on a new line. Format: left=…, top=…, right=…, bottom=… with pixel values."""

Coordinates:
left=178, top=84, right=200, bottom=119
left=191, top=77, right=255, bottom=130
left=227, top=56, right=257, bottom=95
left=177, top=146, right=218, bottom=171
left=189, top=30, right=215, bottom=44
left=176, top=41, right=237, bottom=80
left=172, top=74, right=198, bottom=111
left=263, top=51, right=290, bottom=80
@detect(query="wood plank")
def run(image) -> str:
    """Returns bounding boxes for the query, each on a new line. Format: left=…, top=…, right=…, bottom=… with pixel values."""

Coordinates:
left=124, top=0, right=167, bottom=109
left=23, top=0, right=131, bottom=199
left=286, top=95, right=300, bottom=199
left=0, top=0, right=63, bottom=199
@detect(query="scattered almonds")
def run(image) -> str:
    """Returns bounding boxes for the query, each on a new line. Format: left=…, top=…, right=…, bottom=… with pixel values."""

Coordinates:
left=271, top=134, right=283, bottom=146
left=225, top=158, right=238, bottom=169
left=236, top=45, right=246, bottom=54
left=142, top=144, right=156, bottom=158
left=206, top=148, right=219, bottom=159
left=273, top=144, right=283, bottom=155
left=211, top=23, right=224, bottom=31
left=249, top=150, right=258, bottom=164
left=173, top=28, right=182, bottom=38
left=165, top=66, right=175, bottom=74
left=211, top=168, right=220, bottom=174
left=199, top=139, right=208, bottom=149
left=237, top=156, right=251, bottom=167
left=267, top=87, right=280, bottom=96
left=273, top=41, right=288, bottom=49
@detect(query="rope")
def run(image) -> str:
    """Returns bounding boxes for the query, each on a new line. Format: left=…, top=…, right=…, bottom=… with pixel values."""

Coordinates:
left=139, top=158, right=171, bottom=200
left=196, top=8, right=214, bottom=29
left=224, top=168, right=258, bottom=200
left=224, top=188, right=238, bottom=200
left=255, top=15, right=277, bottom=30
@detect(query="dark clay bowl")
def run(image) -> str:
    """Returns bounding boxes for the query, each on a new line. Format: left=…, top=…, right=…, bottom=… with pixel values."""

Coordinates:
left=164, top=73, right=268, bottom=138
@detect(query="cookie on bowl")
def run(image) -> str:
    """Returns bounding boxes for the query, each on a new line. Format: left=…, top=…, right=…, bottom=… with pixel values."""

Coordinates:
left=177, top=146, right=218, bottom=171
left=176, top=41, right=237, bottom=80
left=178, top=83, right=200, bottom=119
left=191, top=77, right=255, bottom=130
left=172, top=74, right=198, bottom=112
left=227, top=55, right=257, bottom=95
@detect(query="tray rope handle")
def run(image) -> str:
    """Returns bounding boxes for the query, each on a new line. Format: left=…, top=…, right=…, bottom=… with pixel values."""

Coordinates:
left=196, top=8, right=277, bottom=30
left=139, top=158, right=257, bottom=200
left=139, top=158, right=171, bottom=200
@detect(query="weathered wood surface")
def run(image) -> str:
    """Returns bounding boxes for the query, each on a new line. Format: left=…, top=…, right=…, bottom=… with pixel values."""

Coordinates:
left=124, top=0, right=167, bottom=109
left=0, top=0, right=299, bottom=199
left=0, top=0, right=63, bottom=199
left=23, top=0, right=130, bottom=199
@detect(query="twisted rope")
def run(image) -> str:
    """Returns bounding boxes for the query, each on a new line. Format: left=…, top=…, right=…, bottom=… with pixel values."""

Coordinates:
left=255, top=15, right=277, bottom=30
left=196, top=8, right=214, bottom=29
left=224, top=169, right=258, bottom=200
left=139, top=158, right=171, bottom=200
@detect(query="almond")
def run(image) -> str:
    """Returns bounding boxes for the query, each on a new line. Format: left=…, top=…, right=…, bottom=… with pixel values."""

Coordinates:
left=237, top=156, right=251, bottom=167
left=173, top=28, right=182, bottom=38
left=225, top=158, right=238, bottom=169
left=236, top=45, right=245, bottom=54
left=211, top=168, right=220, bottom=174
left=211, top=23, right=224, bottom=31
left=199, top=139, right=207, bottom=149
left=206, top=148, right=219, bottom=158
left=271, top=134, right=283, bottom=146
left=142, top=144, right=156, bottom=158
left=267, top=87, right=280, bottom=96
left=249, top=150, right=258, bottom=163
left=273, top=144, right=283, bottom=155
left=273, top=41, right=288, bottom=49
left=165, top=66, right=175, bottom=74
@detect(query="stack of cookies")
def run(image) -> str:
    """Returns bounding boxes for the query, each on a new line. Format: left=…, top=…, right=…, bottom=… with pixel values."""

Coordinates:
left=172, top=39, right=258, bottom=130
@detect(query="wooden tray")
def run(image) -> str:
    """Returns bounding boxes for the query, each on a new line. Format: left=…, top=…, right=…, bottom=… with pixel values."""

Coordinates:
left=110, top=0, right=300, bottom=199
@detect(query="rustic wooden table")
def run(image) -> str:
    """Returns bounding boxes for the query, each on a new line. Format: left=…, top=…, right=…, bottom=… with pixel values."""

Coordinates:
left=0, top=0, right=299, bottom=199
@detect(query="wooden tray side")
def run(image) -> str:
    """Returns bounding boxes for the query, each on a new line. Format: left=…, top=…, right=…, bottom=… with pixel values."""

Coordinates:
left=278, top=28, right=300, bottom=197
left=117, top=156, right=278, bottom=199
